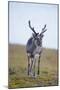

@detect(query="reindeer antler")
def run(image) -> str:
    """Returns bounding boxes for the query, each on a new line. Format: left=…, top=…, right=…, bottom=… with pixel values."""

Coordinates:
left=40, top=24, right=47, bottom=35
left=28, top=20, right=37, bottom=35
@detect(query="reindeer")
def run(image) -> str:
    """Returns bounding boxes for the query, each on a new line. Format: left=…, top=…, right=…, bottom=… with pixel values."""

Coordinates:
left=26, top=20, right=47, bottom=77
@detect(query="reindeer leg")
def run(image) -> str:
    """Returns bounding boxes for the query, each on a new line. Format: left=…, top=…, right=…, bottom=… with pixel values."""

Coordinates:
left=37, top=55, right=40, bottom=75
left=28, top=56, right=30, bottom=76
left=30, top=57, right=33, bottom=76
left=33, top=58, right=36, bottom=77
left=31, top=58, right=33, bottom=72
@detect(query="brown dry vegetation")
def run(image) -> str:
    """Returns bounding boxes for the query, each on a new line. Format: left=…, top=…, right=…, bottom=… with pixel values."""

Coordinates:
left=8, top=44, right=58, bottom=88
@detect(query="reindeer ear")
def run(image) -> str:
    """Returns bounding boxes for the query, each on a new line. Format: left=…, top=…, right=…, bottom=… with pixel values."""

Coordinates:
left=40, top=34, right=44, bottom=38
left=40, top=34, right=44, bottom=40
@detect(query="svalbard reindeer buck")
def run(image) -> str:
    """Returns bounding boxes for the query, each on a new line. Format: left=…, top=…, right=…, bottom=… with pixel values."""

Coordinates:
left=26, top=20, right=47, bottom=77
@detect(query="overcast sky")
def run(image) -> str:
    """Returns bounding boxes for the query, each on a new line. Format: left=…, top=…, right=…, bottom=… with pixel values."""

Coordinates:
left=9, top=2, right=58, bottom=49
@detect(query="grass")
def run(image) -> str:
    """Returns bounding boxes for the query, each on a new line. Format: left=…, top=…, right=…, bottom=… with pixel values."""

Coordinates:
left=8, top=44, right=58, bottom=88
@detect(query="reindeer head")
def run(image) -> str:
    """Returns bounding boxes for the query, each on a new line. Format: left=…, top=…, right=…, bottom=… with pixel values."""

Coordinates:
left=28, top=20, right=47, bottom=46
